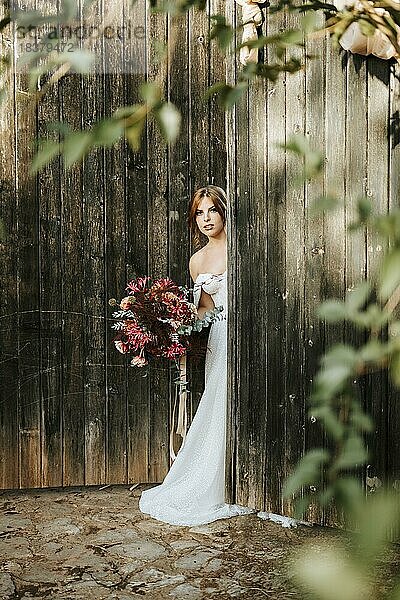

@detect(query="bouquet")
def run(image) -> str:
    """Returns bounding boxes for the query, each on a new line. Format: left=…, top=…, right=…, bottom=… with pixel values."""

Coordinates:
left=110, top=275, right=223, bottom=370
left=109, top=275, right=224, bottom=464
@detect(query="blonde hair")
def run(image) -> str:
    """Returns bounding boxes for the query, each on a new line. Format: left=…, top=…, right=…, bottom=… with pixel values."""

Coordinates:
left=187, top=185, right=227, bottom=251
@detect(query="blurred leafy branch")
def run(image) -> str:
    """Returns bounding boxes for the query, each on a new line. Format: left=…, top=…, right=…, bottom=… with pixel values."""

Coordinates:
left=282, top=135, right=400, bottom=599
left=1, top=0, right=399, bottom=173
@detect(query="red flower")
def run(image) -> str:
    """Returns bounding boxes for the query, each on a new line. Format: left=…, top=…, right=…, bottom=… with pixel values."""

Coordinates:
left=115, top=340, right=129, bottom=354
left=164, top=342, right=187, bottom=359
left=126, top=276, right=151, bottom=293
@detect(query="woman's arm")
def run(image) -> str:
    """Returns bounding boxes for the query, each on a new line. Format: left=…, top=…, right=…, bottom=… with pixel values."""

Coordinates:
left=189, top=254, right=215, bottom=320
left=196, top=289, right=215, bottom=321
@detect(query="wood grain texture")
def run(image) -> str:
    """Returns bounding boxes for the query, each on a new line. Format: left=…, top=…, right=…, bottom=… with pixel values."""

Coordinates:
left=264, top=8, right=287, bottom=514
left=125, top=0, right=150, bottom=485
left=284, top=7, right=306, bottom=518
left=146, top=2, right=170, bottom=483
left=0, top=5, right=19, bottom=489
left=303, top=16, right=327, bottom=524
left=0, top=0, right=398, bottom=524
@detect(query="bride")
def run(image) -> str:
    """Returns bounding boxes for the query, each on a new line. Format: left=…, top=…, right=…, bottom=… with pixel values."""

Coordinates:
left=139, top=185, right=255, bottom=526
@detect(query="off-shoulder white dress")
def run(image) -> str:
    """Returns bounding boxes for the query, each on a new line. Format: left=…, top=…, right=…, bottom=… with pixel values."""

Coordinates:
left=138, top=271, right=255, bottom=526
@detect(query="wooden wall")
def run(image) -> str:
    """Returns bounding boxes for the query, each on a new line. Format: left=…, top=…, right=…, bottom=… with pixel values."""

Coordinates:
left=0, top=0, right=226, bottom=490
left=1, top=0, right=400, bottom=528
left=226, top=5, right=400, bottom=524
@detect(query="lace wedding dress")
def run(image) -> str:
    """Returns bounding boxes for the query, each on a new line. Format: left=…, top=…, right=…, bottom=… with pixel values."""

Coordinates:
left=139, top=270, right=255, bottom=526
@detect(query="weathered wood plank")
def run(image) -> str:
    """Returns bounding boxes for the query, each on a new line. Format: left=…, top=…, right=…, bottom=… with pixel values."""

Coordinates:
left=345, top=54, right=368, bottom=497
left=81, top=2, right=106, bottom=484
left=387, top=62, right=400, bottom=485
left=365, top=58, right=390, bottom=487
left=0, top=9, right=19, bottom=489
left=168, top=8, right=191, bottom=464
left=15, top=13, right=42, bottom=488
left=209, top=0, right=227, bottom=189
left=147, top=2, right=170, bottom=483
left=125, top=0, right=150, bottom=485
left=323, top=41, right=346, bottom=526
left=264, top=10, right=287, bottom=514
left=60, top=73, right=85, bottom=487
left=304, top=20, right=327, bottom=525
left=283, top=7, right=306, bottom=518
left=225, top=0, right=237, bottom=505
left=103, top=0, right=128, bottom=485
left=37, top=55, right=63, bottom=487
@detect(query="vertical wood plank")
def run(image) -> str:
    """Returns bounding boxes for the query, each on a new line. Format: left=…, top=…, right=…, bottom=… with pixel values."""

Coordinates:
left=225, top=0, right=237, bottom=505
left=265, top=10, right=287, bottom=514
left=103, top=0, right=128, bottom=485
left=15, top=9, right=42, bottom=488
left=38, top=69, right=63, bottom=487
left=283, top=8, right=306, bottom=517
left=81, top=1, right=106, bottom=484
left=0, top=10, right=19, bottom=489
left=61, top=73, right=85, bottom=486
left=125, top=0, right=150, bottom=484
left=365, top=59, right=390, bottom=487
left=209, top=0, right=227, bottom=189
left=245, top=69, right=268, bottom=509
left=304, top=18, right=327, bottom=524
left=387, top=62, right=400, bottom=485
left=168, top=8, right=191, bottom=462
left=323, top=43, right=347, bottom=526
left=147, top=2, right=170, bottom=483
left=345, top=54, right=368, bottom=497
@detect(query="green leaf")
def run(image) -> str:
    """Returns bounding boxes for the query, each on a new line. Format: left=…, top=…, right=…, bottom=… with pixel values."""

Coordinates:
left=310, top=406, right=344, bottom=441
left=345, top=281, right=371, bottom=312
left=139, top=81, right=162, bottom=106
left=390, top=351, right=400, bottom=388
left=63, top=131, right=92, bottom=167
left=30, top=140, right=61, bottom=173
left=359, top=340, right=387, bottom=363
left=57, top=49, right=94, bottom=73
left=357, top=195, right=373, bottom=221
left=93, top=120, right=124, bottom=147
left=309, top=194, right=339, bottom=216
left=335, top=435, right=367, bottom=470
left=283, top=449, right=329, bottom=497
left=379, top=248, right=400, bottom=301
left=155, top=102, right=181, bottom=143
left=125, top=120, right=145, bottom=152
left=317, top=300, right=347, bottom=322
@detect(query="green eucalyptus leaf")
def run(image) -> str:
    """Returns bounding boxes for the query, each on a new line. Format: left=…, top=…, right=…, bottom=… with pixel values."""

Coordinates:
left=139, top=81, right=162, bottom=106
left=309, top=194, right=339, bottom=216
left=335, top=435, right=367, bottom=470
left=93, top=120, right=124, bottom=147
left=283, top=449, right=329, bottom=497
left=379, top=248, right=400, bottom=301
left=125, top=119, right=145, bottom=152
left=63, top=131, right=92, bottom=167
left=345, top=281, right=371, bottom=312
left=317, top=300, right=347, bottom=322
left=357, top=196, right=372, bottom=221
left=155, top=102, right=181, bottom=143
left=390, top=350, right=400, bottom=388
left=30, top=140, right=61, bottom=173
left=359, top=339, right=387, bottom=363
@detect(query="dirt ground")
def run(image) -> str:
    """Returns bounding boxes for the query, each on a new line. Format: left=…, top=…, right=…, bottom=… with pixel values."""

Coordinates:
left=0, top=484, right=399, bottom=600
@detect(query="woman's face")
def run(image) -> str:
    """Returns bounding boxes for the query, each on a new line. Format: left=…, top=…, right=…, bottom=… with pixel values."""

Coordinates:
left=195, top=196, right=225, bottom=239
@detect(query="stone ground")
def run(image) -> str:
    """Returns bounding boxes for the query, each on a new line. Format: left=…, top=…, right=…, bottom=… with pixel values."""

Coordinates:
left=0, top=484, right=399, bottom=600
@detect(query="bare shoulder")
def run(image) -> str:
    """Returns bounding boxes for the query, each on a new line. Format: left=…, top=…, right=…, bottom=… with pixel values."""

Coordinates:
left=189, top=248, right=206, bottom=282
